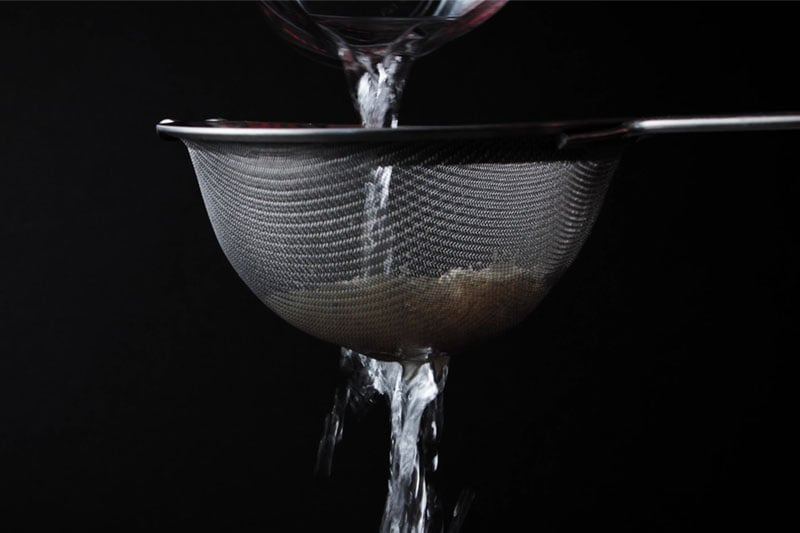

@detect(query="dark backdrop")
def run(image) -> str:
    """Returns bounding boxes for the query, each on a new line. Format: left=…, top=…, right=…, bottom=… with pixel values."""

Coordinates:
left=1, top=2, right=796, bottom=531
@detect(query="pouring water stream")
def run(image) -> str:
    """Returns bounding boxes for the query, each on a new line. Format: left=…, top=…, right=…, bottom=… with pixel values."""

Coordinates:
left=308, top=6, right=499, bottom=531
left=319, top=41, right=449, bottom=533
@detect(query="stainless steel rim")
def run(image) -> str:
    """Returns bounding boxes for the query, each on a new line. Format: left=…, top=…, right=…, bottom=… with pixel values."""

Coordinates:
left=157, top=112, right=800, bottom=146
left=156, top=118, right=623, bottom=143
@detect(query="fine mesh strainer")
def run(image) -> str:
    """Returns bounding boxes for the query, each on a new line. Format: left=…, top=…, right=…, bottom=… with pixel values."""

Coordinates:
left=158, top=114, right=800, bottom=358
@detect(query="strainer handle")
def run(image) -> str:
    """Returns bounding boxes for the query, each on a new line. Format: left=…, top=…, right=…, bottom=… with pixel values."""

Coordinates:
left=559, top=112, right=800, bottom=147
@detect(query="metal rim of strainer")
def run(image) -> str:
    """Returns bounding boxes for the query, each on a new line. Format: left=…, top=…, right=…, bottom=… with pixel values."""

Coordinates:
left=157, top=114, right=800, bottom=148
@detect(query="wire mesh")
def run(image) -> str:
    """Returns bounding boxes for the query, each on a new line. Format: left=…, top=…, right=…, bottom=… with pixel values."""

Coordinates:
left=183, top=137, right=618, bottom=356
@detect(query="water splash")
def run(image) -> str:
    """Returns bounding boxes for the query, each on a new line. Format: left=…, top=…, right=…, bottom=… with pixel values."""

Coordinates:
left=317, top=349, right=451, bottom=533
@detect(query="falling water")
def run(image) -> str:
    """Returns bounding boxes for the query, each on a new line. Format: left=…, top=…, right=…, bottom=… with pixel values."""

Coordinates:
left=315, top=34, right=461, bottom=532
left=362, top=163, right=394, bottom=276
left=318, top=349, right=450, bottom=533
left=344, top=51, right=411, bottom=129
left=341, top=50, right=412, bottom=275
left=307, top=5, right=496, bottom=531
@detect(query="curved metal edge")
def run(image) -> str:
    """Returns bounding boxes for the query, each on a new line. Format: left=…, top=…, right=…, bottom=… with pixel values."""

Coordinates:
left=157, top=119, right=180, bottom=141
left=156, top=118, right=628, bottom=144
left=158, top=113, right=800, bottom=147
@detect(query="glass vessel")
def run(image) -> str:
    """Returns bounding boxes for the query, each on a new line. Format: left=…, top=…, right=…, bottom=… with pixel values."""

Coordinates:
left=260, top=0, right=509, bottom=127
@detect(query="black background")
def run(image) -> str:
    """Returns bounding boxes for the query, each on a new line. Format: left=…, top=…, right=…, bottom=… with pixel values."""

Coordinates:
left=0, top=1, right=797, bottom=531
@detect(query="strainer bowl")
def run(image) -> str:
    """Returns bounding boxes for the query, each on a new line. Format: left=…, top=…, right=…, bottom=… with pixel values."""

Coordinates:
left=157, top=115, right=800, bottom=358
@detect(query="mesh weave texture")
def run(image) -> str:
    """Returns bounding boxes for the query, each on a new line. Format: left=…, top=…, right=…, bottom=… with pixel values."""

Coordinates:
left=184, top=138, right=618, bottom=356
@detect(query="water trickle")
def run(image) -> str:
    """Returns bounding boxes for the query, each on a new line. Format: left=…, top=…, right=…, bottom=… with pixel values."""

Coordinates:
left=341, top=50, right=412, bottom=277
left=362, top=164, right=394, bottom=276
